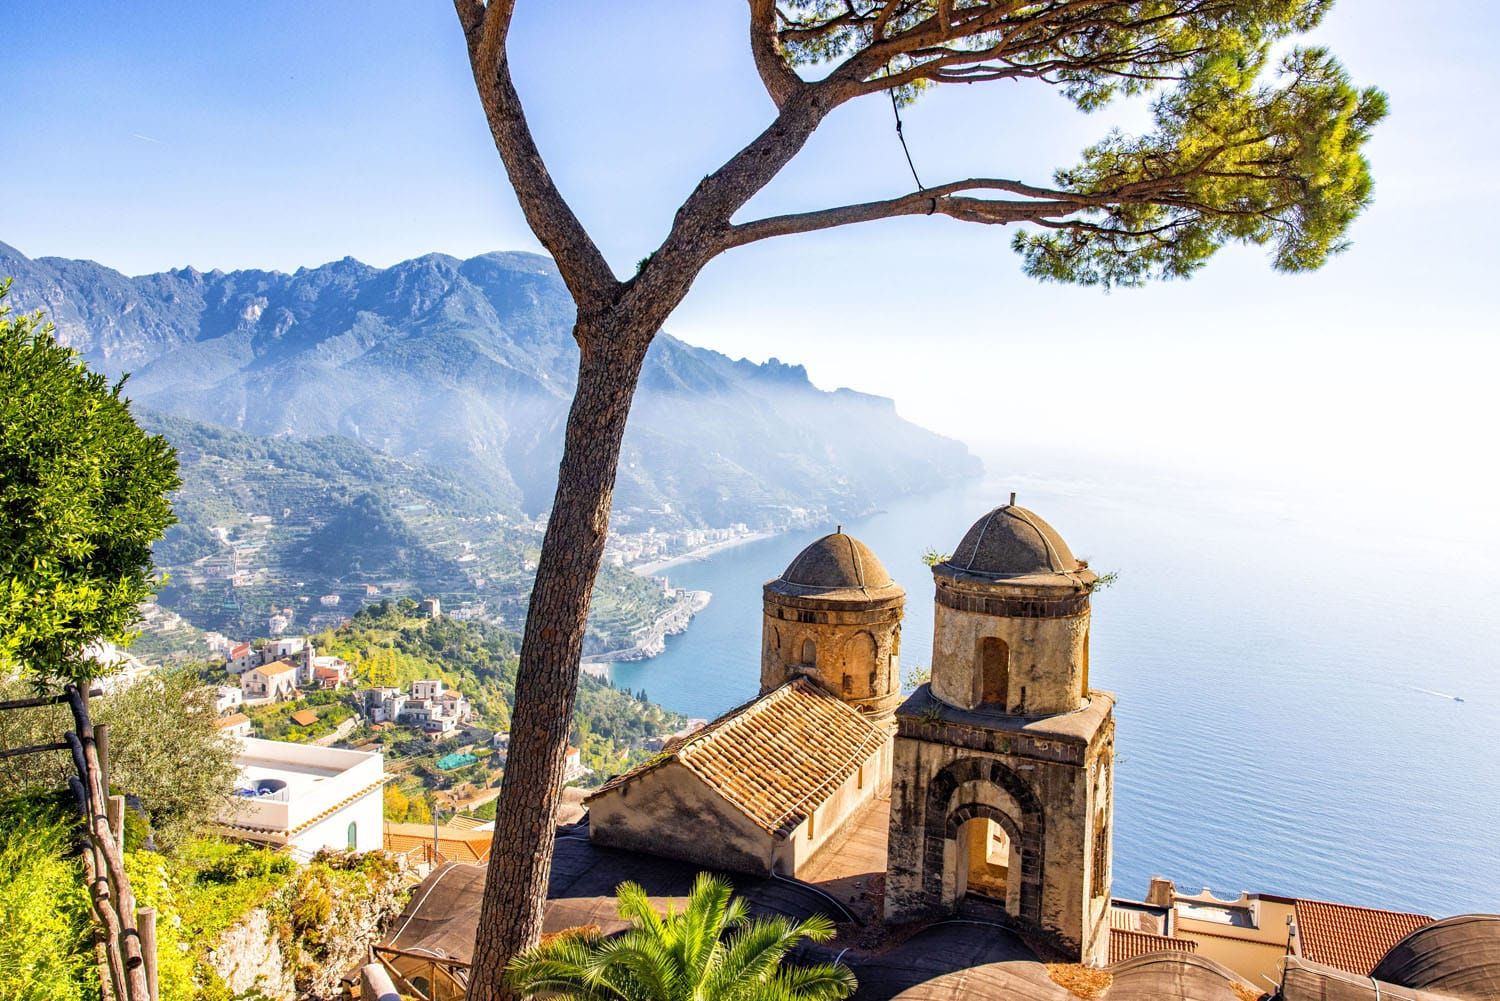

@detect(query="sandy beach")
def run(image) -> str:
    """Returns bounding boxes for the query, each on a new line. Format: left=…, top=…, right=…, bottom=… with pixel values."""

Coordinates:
left=630, top=531, right=776, bottom=576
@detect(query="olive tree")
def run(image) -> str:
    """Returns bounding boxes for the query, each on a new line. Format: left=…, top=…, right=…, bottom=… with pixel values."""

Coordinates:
left=450, top=3, right=1385, bottom=996
left=0, top=281, right=180, bottom=688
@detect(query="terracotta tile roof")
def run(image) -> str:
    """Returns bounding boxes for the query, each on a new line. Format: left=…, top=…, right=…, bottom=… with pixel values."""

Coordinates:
left=1109, top=929, right=1198, bottom=964
left=1294, top=898, right=1434, bottom=975
left=289, top=708, right=319, bottom=726
left=445, top=814, right=488, bottom=831
left=216, top=712, right=251, bottom=729
left=383, top=822, right=494, bottom=864
left=587, top=679, right=886, bottom=837
left=254, top=659, right=298, bottom=677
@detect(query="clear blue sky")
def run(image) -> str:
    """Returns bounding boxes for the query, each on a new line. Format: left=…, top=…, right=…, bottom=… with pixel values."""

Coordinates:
left=5, top=2, right=1497, bottom=509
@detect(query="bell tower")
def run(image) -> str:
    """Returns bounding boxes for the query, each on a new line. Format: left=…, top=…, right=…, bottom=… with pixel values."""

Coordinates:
left=884, top=498, right=1115, bottom=965
left=761, top=529, right=905, bottom=724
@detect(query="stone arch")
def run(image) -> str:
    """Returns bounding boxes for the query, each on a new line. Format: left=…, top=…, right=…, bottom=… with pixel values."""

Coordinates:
left=800, top=638, right=816, bottom=667
left=948, top=801, right=1024, bottom=911
left=846, top=631, right=877, bottom=672
left=923, top=757, right=1045, bottom=925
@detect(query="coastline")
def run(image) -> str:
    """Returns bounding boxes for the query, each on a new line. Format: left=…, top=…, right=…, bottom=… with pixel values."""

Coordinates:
left=629, top=530, right=777, bottom=577
left=582, top=588, right=712, bottom=671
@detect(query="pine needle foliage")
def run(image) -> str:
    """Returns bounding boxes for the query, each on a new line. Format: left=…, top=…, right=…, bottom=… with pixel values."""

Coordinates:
left=506, top=873, right=857, bottom=1001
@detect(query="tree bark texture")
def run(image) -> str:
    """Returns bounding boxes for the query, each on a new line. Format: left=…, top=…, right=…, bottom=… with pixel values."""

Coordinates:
left=467, top=324, right=650, bottom=1001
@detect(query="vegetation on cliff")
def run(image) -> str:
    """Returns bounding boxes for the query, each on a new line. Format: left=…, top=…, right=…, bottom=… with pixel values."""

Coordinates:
left=314, top=601, right=683, bottom=779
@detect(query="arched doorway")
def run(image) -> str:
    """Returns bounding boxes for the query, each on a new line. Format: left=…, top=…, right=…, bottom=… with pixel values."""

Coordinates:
left=956, top=808, right=1023, bottom=913
left=923, top=757, right=1046, bottom=925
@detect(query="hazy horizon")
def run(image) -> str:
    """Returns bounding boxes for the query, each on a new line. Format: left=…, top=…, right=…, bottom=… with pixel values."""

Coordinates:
left=6, top=1, right=1497, bottom=521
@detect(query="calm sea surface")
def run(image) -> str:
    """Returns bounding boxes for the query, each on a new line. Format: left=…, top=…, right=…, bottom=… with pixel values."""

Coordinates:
left=608, top=458, right=1500, bottom=917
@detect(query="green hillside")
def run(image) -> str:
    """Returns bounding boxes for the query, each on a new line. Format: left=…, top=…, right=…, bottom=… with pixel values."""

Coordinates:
left=143, top=411, right=673, bottom=652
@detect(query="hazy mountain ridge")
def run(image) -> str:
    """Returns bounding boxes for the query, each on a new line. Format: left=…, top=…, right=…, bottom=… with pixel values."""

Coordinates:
left=1, top=241, right=979, bottom=528
left=137, top=409, right=675, bottom=649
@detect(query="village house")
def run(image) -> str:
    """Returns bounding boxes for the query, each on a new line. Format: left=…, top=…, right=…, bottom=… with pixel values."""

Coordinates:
left=217, top=738, right=385, bottom=858
left=1107, top=877, right=1440, bottom=987
left=225, top=641, right=257, bottom=675
left=564, top=745, right=589, bottom=784
left=362, top=679, right=472, bottom=735
left=215, top=685, right=244, bottom=714
left=240, top=659, right=298, bottom=702
left=215, top=712, right=253, bottom=740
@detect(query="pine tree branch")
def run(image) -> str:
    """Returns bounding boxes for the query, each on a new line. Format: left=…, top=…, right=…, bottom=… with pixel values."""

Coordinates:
left=749, top=0, right=807, bottom=109
left=455, top=0, right=618, bottom=309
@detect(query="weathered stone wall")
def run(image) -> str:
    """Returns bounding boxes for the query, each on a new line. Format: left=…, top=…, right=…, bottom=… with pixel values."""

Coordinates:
left=930, top=577, right=1090, bottom=715
left=588, top=759, right=778, bottom=875
left=784, top=739, right=890, bottom=876
left=761, top=593, right=905, bottom=721
left=884, top=692, right=1114, bottom=964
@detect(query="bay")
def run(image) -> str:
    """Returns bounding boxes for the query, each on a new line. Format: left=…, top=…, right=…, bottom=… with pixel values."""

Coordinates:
left=608, top=454, right=1500, bottom=918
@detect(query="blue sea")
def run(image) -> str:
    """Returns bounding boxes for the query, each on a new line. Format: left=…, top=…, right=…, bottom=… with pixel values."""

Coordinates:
left=607, top=455, right=1500, bottom=918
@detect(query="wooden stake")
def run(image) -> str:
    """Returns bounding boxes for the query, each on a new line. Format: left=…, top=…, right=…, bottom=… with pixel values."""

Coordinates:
left=107, top=794, right=126, bottom=853
left=96, top=722, right=111, bottom=792
left=137, top=907, right=158, bottom=1001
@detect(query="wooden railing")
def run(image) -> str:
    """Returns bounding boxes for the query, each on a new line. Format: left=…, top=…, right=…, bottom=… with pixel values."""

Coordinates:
left=0, top=684, right=158, bottom=1001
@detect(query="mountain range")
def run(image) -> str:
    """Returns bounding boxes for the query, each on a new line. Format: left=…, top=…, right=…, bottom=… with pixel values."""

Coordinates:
left=1, top=241, right=979, bottom=530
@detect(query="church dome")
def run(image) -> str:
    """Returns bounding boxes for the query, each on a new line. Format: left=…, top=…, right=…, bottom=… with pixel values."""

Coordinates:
left=941, top=500, right=1088, bottom=583
left=765, top=530, right=903, bottom=601
left=1371, top=915, right=1500, bottom=1000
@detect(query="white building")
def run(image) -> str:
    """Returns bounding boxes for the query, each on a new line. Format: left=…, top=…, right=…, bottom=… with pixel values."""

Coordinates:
left=215, top=686, right=244, bottom=714
left=241, top=660, right=298, bottom=702
left=218, top=738, right=385, bottom=857
left=86, top=642, right=156, bottom=694
left=226, top=642, right=258, bottom=675
left=216, top=712, right=253, bottom=739
left=310, top=655, right=352, bottom=689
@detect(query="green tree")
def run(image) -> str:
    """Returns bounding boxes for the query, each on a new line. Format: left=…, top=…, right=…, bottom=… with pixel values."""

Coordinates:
left=0, top=281, right=180, bottom=687
left=507, top=873, right=854, bottom=1001
left=0, top=668, right=237, bottom=852
left=452, top=3, right=1385, bottom=993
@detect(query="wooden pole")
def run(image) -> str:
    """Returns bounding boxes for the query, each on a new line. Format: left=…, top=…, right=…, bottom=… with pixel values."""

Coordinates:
left=108, top=794, right=126, bottom=853
left=66, top=686, right=150, bottom=1001
left=79, top=831, right=125, bottom=1001
left=137, top=907, right=158, bottom=1001
left=96, top=722, right=111, bottom=792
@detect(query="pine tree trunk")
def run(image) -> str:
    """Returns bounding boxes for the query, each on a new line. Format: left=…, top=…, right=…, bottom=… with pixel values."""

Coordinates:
left=467, top=321, right=650, bottom=1001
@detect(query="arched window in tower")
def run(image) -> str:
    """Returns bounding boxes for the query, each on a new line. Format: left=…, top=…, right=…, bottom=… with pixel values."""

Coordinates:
left=800, top=638, right=816, bottom=667
left=979, top=636, right=1009, bottom=707
left=847, top=632, right=877, bottom=674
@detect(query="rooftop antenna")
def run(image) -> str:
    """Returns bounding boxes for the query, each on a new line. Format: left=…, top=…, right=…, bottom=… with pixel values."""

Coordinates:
left=1009, top=492, right=1017, bottom=506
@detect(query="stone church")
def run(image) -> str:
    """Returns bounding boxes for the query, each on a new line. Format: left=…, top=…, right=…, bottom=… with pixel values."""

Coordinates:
left=586, top=497, right=1115, bottom=963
